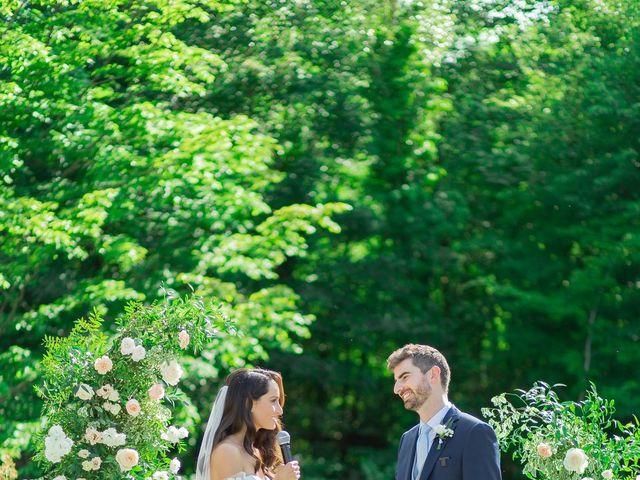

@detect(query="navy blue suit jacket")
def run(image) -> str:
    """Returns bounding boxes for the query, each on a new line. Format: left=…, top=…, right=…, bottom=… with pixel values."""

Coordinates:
left=395, top=405, right=501, bottom=480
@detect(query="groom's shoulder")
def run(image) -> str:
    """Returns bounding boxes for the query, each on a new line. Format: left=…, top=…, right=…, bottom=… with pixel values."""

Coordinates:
left=401, top=423, right=420, bottom=437
left=455, top=408, right=493, bottom=431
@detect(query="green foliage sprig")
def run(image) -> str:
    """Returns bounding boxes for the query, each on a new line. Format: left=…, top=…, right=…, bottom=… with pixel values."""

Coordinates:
left=35, top=294, right=225, bottom=479
left=482, top=382, right=640, bottom=480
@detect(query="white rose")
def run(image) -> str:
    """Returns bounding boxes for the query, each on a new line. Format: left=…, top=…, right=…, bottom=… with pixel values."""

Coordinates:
left=160, top=360, right=183, bottom=386
left=601, top=470, right=613, bottom=479
left=178, top=427, right=188, bottom=439
left=94, top=356, right=113, bottom=375
left=115, top=448, right=139, bottom=472
left=44, top=426, right=73, bottom=463
left=148, top=383, right=165, bottom=401
left=48, top=425, right=65, bottom=438
left=82, top=460, right=94, bottom=472
left=108, top=389, right=120, bottom=402
left=131, top=345, right=146, bottom=362
left=170, top=458, right=181, bottom=474
left=152, top=471, right=169, bottom=480
left=77, top=449, right=90, bottom=459
left=101, top=427, right=126, bottom=447
left=161, top=426, right=181, bottom=443
left=178, top=330, right=190, bottom=349
left=52, top=476, right=66, bottom=480
left=120, top=337, right=136, bottom=355
left=564, top=448, right=589, bottom=474
left=433, top=424, right=446, bottom=436
left=75, top=384, right=94, bottom=401
left=126, top=399, right=141, bottom=416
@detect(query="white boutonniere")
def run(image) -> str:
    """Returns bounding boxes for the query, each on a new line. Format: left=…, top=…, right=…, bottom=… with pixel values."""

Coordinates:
left=433, top=421, right=454, bottom=450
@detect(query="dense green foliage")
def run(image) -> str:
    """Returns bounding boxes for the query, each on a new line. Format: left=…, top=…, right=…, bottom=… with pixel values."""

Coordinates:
left=1, top=0, right=639, bottom=479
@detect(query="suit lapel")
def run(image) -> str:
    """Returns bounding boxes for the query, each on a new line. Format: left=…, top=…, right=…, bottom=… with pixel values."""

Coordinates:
left=398, top=426, right=419, bottom=480
left=419, top=405, right=461, bottom=480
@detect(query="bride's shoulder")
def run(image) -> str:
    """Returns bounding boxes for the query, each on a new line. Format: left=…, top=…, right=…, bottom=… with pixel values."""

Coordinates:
left=211, top=440, right=245, bottom=461
left=211, top=441, right=259, bottom=480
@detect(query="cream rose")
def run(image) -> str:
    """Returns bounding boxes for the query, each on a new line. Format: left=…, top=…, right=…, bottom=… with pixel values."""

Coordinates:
left=115, top=448, right=139, bottom=472
left=148, top=383, right=165, bottom=401
left=537, top=442, right=553, bottom=458
left=601, top=471, right=613, bottom=480
left=77, top=449, right=90, bottom=459
left=178, top=330, right=190, bottom=349
left=126, top=399, right=141, bottom=417
left=564, top=448, right=589, bottom=474
left=91, top=457, right=102, bottom=470
left=131, top=345, right=146, bottom=362
left=75, top=384, right=94, bottom=401
left=108, top=389, right=120, bottom=402
left=96, top=384, right=113, bottom=399
left=160, top=360, right=183, bottom=386
left=84, top=427, right=102, bottom=446
left=94, top=356, right=113, bottom=375
left=120, top=337, right=136, bottom=355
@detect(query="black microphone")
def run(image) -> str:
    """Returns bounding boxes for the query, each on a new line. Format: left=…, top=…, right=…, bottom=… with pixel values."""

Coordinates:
left=276, top=430, right=294, bottom=463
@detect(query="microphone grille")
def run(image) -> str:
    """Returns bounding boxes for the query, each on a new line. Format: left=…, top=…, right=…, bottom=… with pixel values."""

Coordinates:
left=276, top=430, right=291, bottom=445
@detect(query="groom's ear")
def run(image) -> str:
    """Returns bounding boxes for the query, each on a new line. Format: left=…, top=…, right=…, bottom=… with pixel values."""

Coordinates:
left=429, top=365, right=442, bottom=385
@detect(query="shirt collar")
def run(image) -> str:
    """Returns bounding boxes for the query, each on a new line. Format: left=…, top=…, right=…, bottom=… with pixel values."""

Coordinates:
left=420, top=401, right=452, bottom=431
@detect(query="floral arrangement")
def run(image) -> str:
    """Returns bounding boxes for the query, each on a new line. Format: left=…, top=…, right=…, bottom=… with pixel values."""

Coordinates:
left=433, top=420, right=454, bottom=450
left=35, top=294, right=226, bottom=479
left=482, top=382, right=640, bottom=480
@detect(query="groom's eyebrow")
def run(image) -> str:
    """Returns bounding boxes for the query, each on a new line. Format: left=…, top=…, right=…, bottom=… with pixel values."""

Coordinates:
left=395, top=371, right=410, bottom=380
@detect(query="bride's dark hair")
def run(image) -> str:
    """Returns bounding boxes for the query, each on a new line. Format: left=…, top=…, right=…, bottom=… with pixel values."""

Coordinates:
left=212, top=368, right=285, bottom=474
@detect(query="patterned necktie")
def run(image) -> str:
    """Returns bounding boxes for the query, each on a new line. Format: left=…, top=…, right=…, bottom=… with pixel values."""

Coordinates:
left=413, top=424, right=431, bottom=480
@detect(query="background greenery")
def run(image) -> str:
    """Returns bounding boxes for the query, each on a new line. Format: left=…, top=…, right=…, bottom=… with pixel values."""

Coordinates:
left=1, top=0, right=638, bottom=479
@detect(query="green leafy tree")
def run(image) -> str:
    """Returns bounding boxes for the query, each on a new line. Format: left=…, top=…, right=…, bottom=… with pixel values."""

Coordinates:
left=0, top=0, right=346, bottom=476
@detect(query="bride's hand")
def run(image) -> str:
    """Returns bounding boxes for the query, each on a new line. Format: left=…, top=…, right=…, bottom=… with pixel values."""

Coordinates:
left=273, top=461, right=300, bottom=480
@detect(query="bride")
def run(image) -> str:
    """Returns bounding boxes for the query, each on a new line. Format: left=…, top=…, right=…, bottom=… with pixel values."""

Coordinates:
left=196, top=368, right=301, bottom=480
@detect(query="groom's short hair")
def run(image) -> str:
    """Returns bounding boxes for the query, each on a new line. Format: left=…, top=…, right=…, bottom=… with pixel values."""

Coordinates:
left=387, top=344, right=451, bottom=393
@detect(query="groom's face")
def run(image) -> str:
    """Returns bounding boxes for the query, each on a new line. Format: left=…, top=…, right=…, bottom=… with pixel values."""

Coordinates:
left=392, top=358, right=432, bottom=411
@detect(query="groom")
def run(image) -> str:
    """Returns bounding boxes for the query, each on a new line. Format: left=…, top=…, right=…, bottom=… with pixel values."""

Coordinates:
left=387, top=344, right=501, bottom=480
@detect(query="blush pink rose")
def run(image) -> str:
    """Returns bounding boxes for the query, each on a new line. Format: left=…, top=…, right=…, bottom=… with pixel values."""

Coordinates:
left=148, top=383, right=165, bottom=401
left=94, top=356, right=113, bottom=375
left=537, top=443, right=553, bottom=458
left=115, top=448, right=139, bottom=471
left=178, top=330, right=190, bottom=349
left=126, top=399, right=141, bottom=417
